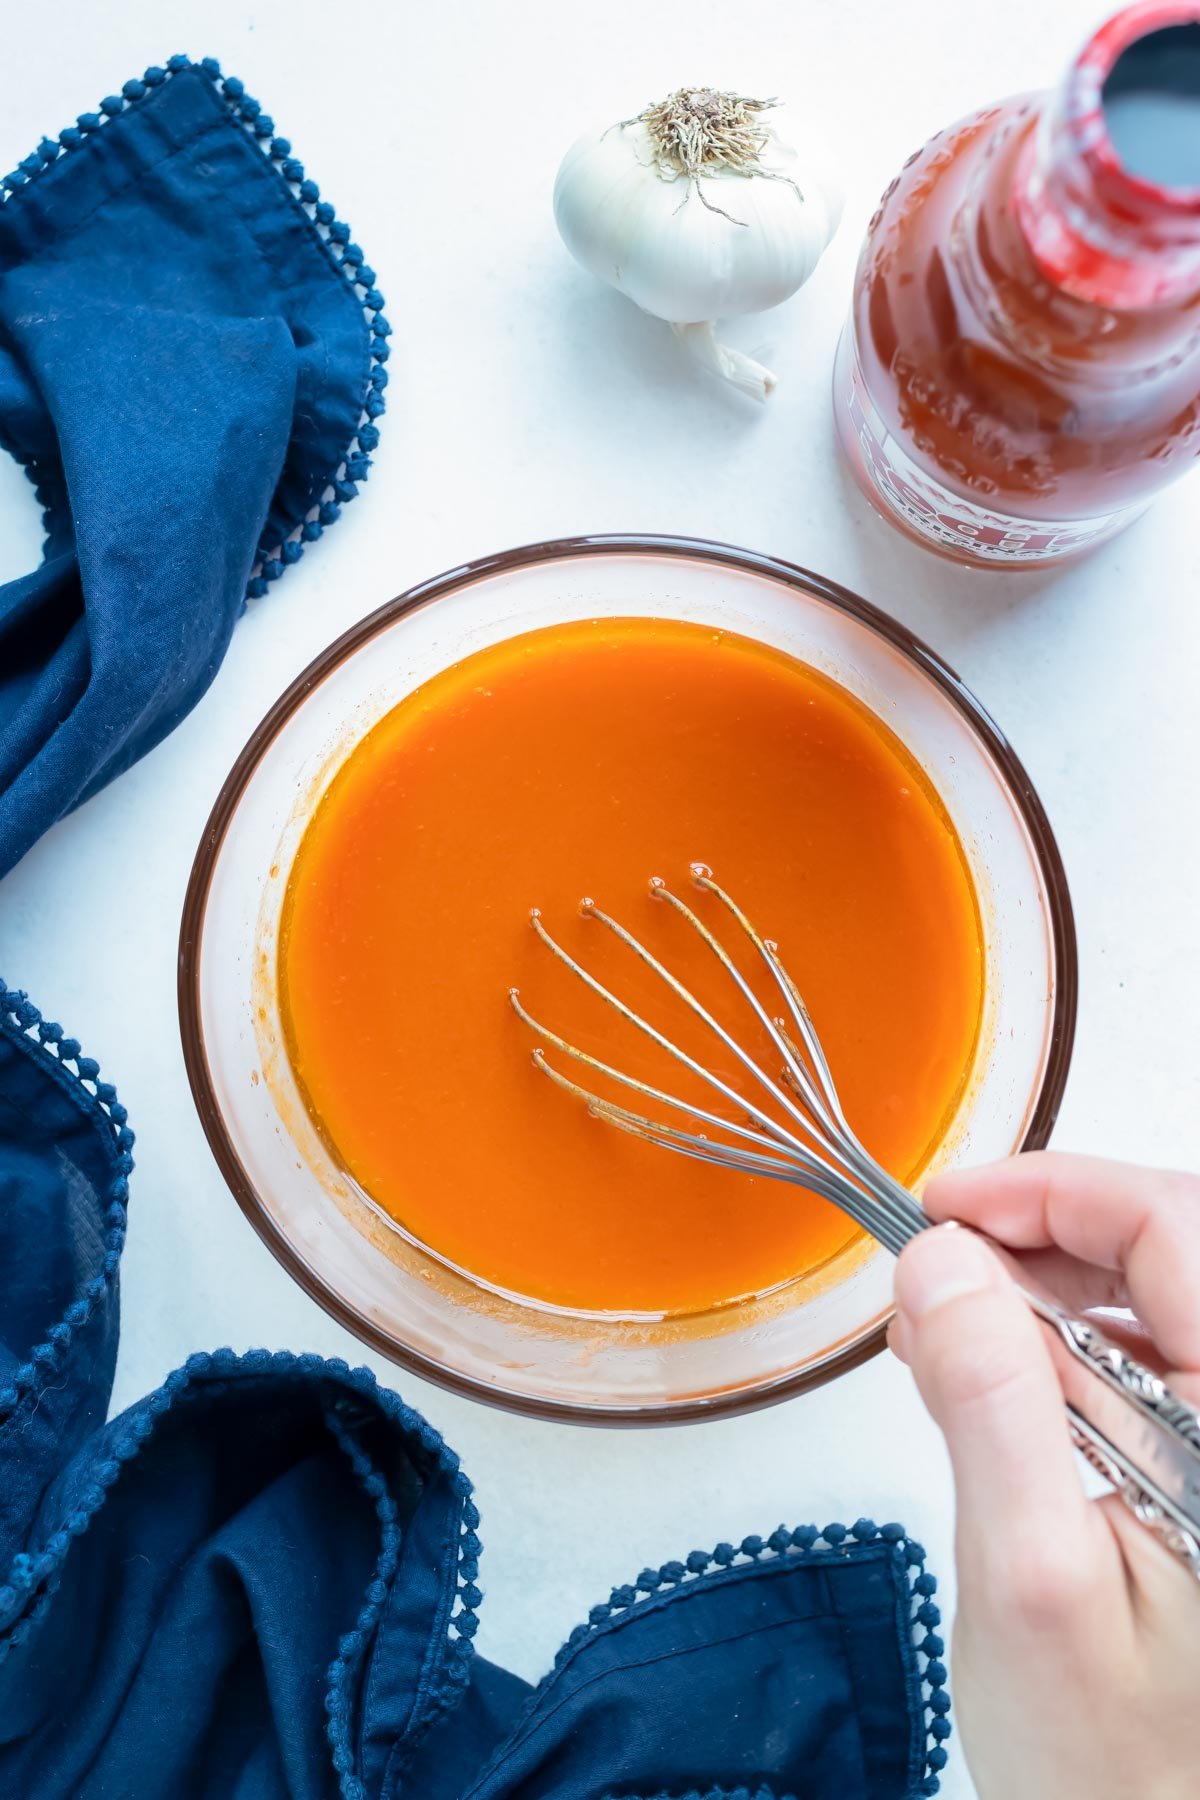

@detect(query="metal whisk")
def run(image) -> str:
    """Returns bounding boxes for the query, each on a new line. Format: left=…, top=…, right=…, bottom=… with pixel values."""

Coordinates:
left=510, top=865, right=1200, bottom=1579
left=510, top=864, right=929, bottom=1252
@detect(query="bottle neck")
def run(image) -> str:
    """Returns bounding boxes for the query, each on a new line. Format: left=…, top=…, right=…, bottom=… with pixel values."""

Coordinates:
left=1014, top=2, right=1200, bottom=308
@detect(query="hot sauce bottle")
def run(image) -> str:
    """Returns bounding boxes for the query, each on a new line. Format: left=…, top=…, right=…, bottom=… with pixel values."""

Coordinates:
left=834, top=3, right=1200, bottom=566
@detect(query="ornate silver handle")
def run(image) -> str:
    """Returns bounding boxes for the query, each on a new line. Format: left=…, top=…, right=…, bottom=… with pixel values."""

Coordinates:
left=1021, top=1288, right=1200, bottom=1580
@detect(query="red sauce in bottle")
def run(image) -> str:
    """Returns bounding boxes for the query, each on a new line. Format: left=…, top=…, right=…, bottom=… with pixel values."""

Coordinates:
left=834, top=4, right=1200, bottom=566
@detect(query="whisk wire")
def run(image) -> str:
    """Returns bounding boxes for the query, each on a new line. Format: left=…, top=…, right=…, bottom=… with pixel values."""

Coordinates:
left=509, top=869, right=1200, bottom=1574
left=688, top=869, right=930, bottom=1243
left=528, top=908, right=823, bottom=1163
left=652, top=872, right=931, bottom=1248
left=685, top=870, right=849, bottom=1135
left=521, top=1030, right=908, bottom=1251
left=508, top=987, right=855, bottom=1198
left=572, top=897, right=838, bottom=1161
left=514, top=874, right=930, bottom=1257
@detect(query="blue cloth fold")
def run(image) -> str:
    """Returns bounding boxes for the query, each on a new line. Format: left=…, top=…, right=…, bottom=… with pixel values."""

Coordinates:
left=0, top=57, right=383, bottom=876
left=0, top=981, right=951, bottom=1798
left=0, top=55, right=949, bottom=1800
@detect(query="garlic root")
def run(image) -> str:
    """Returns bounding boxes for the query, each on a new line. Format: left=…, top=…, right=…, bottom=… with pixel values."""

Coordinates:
left=555, top=88, right=842, bottom=403
left=671, top=322, right=776, bottom=403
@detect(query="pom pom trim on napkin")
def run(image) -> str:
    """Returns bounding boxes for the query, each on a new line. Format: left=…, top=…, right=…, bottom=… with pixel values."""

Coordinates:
left=498, top=1519, right=953, bottom=1798
left=3, top=1350, right=483, bottom=1789
left=0, top=981, right=951, bottom=1797
left=0, top=980, right=132, bottom=1433
left=0, top=53, right=391, bottom=611
left=0, top=983, right=481, bottom=1791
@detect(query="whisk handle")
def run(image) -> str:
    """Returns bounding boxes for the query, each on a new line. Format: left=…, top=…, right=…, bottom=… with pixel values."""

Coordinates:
left=915, top=1223, right=1200, bottom=1575
left=1020, top=1285, right=1200, bottom=1576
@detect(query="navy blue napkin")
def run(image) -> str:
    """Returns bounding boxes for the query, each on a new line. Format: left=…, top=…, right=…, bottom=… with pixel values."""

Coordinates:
left=0, top=979, right=952, bottom=1798
left=0, top=56, right=387, bottom=877
left=0, top=54, right=950, bottom=1800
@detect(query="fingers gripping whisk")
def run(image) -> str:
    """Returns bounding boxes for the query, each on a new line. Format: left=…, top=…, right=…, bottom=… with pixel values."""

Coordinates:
left=509, top=867, right=1200, bottom=1575
left=507, top=865, right=930, bottom=1256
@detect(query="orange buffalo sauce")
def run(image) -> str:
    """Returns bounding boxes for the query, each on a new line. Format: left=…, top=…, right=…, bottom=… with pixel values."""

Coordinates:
left=280, top=618, right=984, bottom=1315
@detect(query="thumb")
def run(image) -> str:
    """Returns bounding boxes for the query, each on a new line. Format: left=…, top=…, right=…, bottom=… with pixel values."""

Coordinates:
left=894, top=1226, right=1103, bottom=1590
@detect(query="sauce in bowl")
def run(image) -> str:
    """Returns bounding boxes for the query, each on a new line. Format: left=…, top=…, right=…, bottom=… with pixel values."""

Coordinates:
left=280, top=616, right=984, bottom=1316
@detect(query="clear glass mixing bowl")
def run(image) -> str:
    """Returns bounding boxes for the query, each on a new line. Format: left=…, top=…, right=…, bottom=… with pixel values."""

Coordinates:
left=178, top=536, right=1076, bottom=1421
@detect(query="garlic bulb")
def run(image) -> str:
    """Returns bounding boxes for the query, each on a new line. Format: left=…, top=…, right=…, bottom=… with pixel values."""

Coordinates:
left=554, top=89, right=842, bottom=401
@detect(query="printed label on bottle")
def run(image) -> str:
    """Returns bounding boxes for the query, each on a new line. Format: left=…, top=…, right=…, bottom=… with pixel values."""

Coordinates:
left=841, top=343, right=1138, bottom=564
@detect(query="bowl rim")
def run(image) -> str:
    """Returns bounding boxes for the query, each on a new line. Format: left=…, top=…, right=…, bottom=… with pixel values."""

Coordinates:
left=177, top=533, right=1079, bottom=1425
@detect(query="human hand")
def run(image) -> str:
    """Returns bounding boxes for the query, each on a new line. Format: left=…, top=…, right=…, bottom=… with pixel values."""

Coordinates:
left=891, top=1153, right=1200, bottom=1800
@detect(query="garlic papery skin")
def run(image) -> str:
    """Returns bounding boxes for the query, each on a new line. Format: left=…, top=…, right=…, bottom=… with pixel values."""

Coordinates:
left=554, top=89, right=842, bottom=402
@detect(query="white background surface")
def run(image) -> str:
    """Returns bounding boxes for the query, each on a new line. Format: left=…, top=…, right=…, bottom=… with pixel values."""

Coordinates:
left=3, top=4, right=1199, bottom=1795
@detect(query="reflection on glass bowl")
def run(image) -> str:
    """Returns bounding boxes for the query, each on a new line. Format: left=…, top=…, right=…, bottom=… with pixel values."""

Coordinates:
left=178, top=536, right=1076, bottom=1422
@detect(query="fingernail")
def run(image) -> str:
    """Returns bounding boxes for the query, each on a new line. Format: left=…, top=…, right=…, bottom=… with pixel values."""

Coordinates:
left=895, top=1225, right=996, bottom=1320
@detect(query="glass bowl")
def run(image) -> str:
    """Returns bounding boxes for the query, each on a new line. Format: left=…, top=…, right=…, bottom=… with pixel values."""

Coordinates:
left=178, top=535, right=1076, bottom=1422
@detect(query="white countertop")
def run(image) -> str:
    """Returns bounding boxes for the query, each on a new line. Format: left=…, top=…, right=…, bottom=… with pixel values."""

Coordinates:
left=3, top=4, right=1199, bottom=1794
